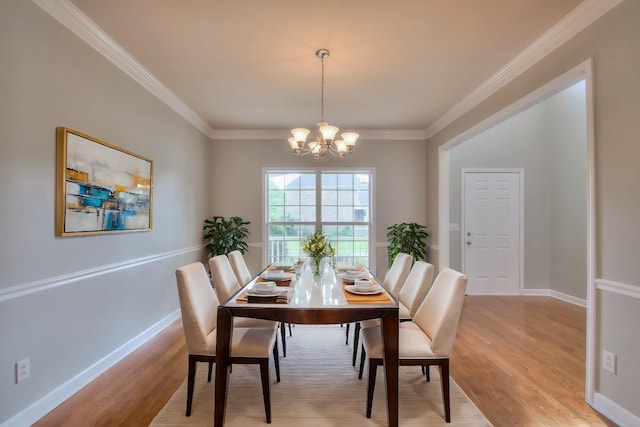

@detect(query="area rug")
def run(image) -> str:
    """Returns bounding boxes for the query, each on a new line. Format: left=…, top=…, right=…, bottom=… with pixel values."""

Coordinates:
left=151, top=325, right=491, bottom=426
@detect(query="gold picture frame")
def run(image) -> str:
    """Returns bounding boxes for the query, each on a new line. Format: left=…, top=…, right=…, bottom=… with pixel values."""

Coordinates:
left=56, top=127, right=153, bottom=236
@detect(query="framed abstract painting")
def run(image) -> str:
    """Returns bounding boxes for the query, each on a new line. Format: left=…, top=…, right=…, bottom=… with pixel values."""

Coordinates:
left=56, top=127, right=153, bottom=236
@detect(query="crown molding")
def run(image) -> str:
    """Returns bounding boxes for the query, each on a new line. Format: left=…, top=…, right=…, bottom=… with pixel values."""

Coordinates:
left=33, top=0, right=622, bottom=143
left=209, top=128, right=428, bottom=141
left=424, top=0, right=623, bottom=140
left=32, top=0, right=215, bottom=138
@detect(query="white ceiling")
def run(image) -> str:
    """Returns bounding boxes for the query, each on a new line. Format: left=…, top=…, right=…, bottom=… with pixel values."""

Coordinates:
left=59, top=0, right=595, bottom=139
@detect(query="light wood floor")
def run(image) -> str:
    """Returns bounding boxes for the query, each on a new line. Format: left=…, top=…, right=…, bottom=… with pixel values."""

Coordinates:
left=35, top=296, right=616, bottom=426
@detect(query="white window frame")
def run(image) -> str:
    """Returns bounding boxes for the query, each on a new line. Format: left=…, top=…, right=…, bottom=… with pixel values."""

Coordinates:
left=262, top=167, right=376, bottom=271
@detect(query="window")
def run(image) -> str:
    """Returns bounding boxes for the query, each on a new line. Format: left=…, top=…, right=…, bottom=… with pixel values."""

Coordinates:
left=265, top=170, right=373, bottom=268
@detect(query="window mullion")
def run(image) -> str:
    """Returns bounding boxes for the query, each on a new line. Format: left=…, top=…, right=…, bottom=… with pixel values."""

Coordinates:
left=315, top=172, right=322, bottom=233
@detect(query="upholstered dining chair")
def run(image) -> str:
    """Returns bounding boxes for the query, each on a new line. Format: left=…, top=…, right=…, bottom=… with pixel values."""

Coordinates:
left=229, top=250, right=294, bottom=354
left=228, top=250, right=252, bottom=285
left=175, top=262, right=280, bottom=422
left=349, top=253, right=415, bottom=365
left=354, top=260, right=435, bottom=368
left=360, top=268, right=468, bottom=422
left=384, top=252, right=414, bottom=297
left=209, top=254, right=287, bottom=357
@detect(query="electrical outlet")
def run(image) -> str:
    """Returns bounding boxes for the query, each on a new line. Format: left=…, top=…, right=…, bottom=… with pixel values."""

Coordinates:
left=603, top=350, right=616, bottom=374
left=16, top=357, right=30, bottom=383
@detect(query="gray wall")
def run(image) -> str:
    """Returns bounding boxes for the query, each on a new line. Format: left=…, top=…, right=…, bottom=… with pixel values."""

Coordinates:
left=0, top=1, right=209, bottom=423
left=208, top=138, right=428, bottom=278
left=449, top=82, right=587, bottom=298
left=427, top=0, right=640, bottom=420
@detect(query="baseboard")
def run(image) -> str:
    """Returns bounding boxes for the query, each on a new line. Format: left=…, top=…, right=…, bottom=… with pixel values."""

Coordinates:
left=549, top=290, right=587, bottom=307
left=0, top=310, right=181, bottom=427
left=521, top=288, right=587, bottom=306
left=592, top=392, right=640, bottom=427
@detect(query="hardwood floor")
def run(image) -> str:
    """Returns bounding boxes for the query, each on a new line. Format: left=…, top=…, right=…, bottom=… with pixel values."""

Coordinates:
left=451, top=296, right=616, bottom=427
left=35, top=296, right=616, bottom=426
left=33, top=321, right=188, bottom=427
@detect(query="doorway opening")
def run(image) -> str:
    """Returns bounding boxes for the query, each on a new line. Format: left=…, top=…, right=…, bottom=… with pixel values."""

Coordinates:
left=437, top=58, right=596, bottom=402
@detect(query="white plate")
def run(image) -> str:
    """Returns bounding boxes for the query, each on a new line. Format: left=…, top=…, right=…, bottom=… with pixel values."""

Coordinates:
left=247, top=288, right=287, bottom=297
left=271, top=265, right=294, bottom=271
left=344, top=270, right=369, bottom=278
left=338, top=273, right=372, bottom=283
left=344, top=284, right=384, bottom=295
left=261, top=272, right=294, bottom=281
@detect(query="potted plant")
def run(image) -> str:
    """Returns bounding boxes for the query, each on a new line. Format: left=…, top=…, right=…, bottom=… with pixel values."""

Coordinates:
left=387, top=222, right=429, bottom=265
left=203, top=216, right=250, bottom=258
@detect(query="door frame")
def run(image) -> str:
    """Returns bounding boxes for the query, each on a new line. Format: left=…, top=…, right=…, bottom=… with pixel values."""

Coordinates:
left=437, top=58, right=596, bottom=403
left=461, top=168, right=524, bottom=295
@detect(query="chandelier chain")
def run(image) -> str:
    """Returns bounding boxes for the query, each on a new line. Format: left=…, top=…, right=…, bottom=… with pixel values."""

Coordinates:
left=320, top=55, right=325, bottom=124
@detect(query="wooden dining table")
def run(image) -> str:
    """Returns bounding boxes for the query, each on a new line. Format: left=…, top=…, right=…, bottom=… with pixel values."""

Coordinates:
left=213, top=267, right=400, bottom=426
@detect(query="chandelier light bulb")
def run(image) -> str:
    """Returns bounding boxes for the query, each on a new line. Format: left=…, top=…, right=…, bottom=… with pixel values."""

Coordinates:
left=292, top=128, right=310, bottom=142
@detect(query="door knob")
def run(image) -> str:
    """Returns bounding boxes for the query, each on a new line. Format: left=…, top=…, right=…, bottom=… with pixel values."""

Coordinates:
left=466, top=240, right=472, bottom=245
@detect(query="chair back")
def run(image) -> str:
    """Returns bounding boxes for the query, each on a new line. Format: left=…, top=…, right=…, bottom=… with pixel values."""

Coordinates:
left=175, top=262, right=219, bottom=355
left=412, top=268, right=467, bottom=357
left=383, top=253, right=413, bottom=296
left=397, top=261, right=435, bottom=317
left=209, top=255, right=242, bottom=302
left=228, top=250, right=253, bottom=285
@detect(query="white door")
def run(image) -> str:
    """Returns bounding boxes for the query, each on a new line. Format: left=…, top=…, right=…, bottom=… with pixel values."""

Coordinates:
left=463, top=170, right=521, bottom=294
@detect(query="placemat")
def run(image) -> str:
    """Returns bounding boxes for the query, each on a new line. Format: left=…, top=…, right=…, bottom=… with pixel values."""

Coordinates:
left=235, top=290, right=289, bottom=304
left=341, top=282, right=394, bottom=304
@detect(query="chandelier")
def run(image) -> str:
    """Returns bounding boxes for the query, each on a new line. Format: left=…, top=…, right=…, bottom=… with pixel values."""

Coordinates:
left=288, top=49, right=359, bottom=159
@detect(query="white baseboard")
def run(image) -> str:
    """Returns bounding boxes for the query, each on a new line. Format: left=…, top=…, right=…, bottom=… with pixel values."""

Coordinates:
left=592, top=392, right=640, bottom=427
left=1, top=310, right=181, bottom=427
left=550, top=289, right=587, bottom=307
left=521, top=288, right=587, bottom=307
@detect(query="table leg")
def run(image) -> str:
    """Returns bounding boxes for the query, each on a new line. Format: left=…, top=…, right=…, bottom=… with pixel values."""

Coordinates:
left=381, top=309, right=399, bottom=427
left=214, top=307, right=233, bottom=427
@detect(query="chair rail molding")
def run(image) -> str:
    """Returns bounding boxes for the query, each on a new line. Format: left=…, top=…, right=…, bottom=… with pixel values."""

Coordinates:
left=595, top=278, right=640, bottom=299
left=0, top=246, right=203, bottom=303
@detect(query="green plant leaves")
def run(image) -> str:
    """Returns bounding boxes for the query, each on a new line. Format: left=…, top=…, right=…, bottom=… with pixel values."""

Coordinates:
left=386, top=222, right=429, bottom=265
left=203, top=216, right=250, bottom=257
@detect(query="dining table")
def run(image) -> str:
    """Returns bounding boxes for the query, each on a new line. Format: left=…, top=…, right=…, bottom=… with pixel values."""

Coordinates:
left=213, top=264, right=400, bottom=426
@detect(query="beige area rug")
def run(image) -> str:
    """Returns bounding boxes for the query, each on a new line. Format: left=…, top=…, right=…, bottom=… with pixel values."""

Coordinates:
left=151, top=325, right=491, bottom=426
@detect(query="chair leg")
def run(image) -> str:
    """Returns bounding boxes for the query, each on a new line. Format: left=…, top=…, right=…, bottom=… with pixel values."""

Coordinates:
left=288, top=323, right=293, bottom=337
left=440, top=360, right=451, bottom=422
left=207, top=361, right=213, bottom=382
left=186, top=355, right=197, bottom=416
left=424, top=365, right=430, bottom=382
left=351, top=322, right=361, bottom=366
left=272, top=339, right=281, bottom=382
left=365, top=359, right=378, bottom=418
left=259, top=359, right=272, bottom=424
left=358, top=344, right=366, bottom=379
left=345, top=323, right=350, bottom=344
left=280, top=321, right=287, bottom=357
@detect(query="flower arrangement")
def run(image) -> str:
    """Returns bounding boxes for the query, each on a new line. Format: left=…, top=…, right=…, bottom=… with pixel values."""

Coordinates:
left=302, top=231, right=335, bottom=276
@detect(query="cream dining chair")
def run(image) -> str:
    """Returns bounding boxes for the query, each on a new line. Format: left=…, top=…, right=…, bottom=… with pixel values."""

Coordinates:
left=227, top=250, right=293, bottom=356
left=360, top=267, right=468, bottom=422
left=175, top=262, right=280, bottom=422
left=227, top=250, right=253, bottom=285
left=349, top=253, right=414, bottom=366
left=209, top=255, right=278, bottom=327
left=355, top=260, right=435, bottom=370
